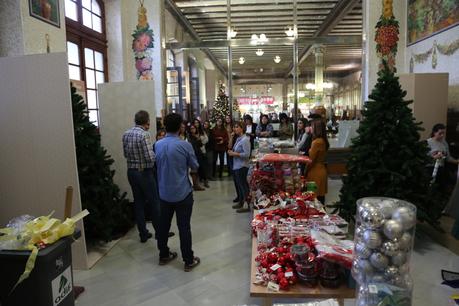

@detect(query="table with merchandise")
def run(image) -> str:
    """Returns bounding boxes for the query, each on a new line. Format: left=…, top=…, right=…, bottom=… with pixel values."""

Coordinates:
left=247, top=153, right=355, bottom=306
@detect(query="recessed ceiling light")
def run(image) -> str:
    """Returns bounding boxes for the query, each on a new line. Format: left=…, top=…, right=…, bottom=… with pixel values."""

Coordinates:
left=274, top=56, right=281, bottom=63
left=256, top=49, right=264, bottom=56
left=238, top=57, right=245, bottom=64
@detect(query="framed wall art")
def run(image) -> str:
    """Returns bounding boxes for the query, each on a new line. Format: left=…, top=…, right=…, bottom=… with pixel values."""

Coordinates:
left=29, top=0, right=60, bottom=28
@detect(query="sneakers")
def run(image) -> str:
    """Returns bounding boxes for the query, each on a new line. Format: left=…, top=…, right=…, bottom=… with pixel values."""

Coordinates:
left=232, top=202, right=243, bottom=209
left=159, top=251, right=178, bottom=265
left=140, top=232, right=153, bottom=243
left=184, top=257, right=201, bottom=272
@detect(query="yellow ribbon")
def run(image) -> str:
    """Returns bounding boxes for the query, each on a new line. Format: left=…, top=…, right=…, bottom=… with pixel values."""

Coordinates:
left=1, top=209, right=89, bottom=294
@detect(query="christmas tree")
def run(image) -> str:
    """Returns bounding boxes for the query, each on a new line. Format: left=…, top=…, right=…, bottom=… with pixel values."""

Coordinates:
left=70, top=85, right=134, bottom=242
left=337, top=1, right=446, bottom=225
left=210, top=81, right=241, bottom=123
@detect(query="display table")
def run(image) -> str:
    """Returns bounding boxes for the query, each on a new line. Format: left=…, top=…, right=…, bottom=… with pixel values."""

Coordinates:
left=249, top=212, right=355, bottom=306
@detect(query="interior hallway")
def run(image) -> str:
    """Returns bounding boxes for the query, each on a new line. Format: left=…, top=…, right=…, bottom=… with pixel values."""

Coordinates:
left=74, top=178, right=459, bottom=306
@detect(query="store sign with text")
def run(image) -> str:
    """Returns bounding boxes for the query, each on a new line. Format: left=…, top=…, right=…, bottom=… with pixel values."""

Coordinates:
left=237, top=96, right=275, bottom=105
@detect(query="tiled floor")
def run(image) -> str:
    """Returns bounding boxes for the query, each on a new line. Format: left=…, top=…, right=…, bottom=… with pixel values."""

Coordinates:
left=74, top=178, right=459, bottom=306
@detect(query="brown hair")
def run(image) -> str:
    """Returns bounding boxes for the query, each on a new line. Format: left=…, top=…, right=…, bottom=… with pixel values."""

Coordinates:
left=233, top=120, right=246, bottom=131
left=310, top=119, right=329, bottom=150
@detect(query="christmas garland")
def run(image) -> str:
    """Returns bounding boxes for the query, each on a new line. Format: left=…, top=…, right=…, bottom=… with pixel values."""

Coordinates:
left=410, top=38, right=459, bottom=70
left=374, top=0, right=399, bottom=72
left=132, top=2, right=154, bottom=80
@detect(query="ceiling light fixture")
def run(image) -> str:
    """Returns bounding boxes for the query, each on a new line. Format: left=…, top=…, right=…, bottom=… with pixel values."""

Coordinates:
left=274, top=56, right=281, bottom=63
left=256, top=49, right=264, bottom=56
left=323, top=82, right=334, bottom=89
left=229, top=27, right=237, bottom=38
left=238, top=57, right=245, bottom=64
left=259, top=33, right=268, bottom=43
left=285, top=26, right=296, bottom=37
left=306, top=83, right=316, bottom=90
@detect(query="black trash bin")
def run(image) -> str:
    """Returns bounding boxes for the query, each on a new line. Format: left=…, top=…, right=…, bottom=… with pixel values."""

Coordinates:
left=0, top=230, right=80, bottom=306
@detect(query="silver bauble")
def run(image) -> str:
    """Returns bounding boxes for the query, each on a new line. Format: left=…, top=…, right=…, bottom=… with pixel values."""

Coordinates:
left=391, top=251, right=407, bottom=266
left=371, top=273, right=385, bottom=283
left=357, top=201, right=374, bottom=218
left=363, top=229, right=382, bottom=249
left=384, top=266, right=400, bottom=280
left=370, top=252, right=389, bottom=270
left=392, top=206, right=416, bottom=230
left=356, top=298, right=368, bottom=306
left=355, top=226, right=365, bottom=241
left=352, top=263, right=365, bottom=284
left=389, top=275, right=405, bottom=287
left=379, top=199, right=396, bottom=219
left=355, top=242, right=372, bottom=259
left=357, top=258, right=374, bottom=275
left=383, top=219, right=404, bottom=240
left=361, top=207, right=384, bottom=229
left=381, top=241, right=400, bottom=256
left=398, top=232, right=413, bottom=250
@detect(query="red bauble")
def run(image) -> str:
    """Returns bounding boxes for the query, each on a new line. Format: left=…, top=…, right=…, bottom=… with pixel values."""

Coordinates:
left=279, top=278, right=289, bottom=290
left=261, top=259, right=269, bottom=268
left=277, top=271, right=285, bottom=280
left=267, top=252, right=278, bottom=264
left=289, top=275, right=298, bottom=285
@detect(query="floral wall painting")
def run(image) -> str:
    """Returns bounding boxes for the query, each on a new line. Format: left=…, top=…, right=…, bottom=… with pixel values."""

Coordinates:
left=408, top=0, right=459, bottom=45
left=132, top=0, right=154, bottom=80
left=29, top=0, right=60, bottom=28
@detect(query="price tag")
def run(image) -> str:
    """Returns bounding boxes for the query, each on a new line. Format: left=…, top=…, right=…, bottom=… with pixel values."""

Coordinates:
left=267, top=281, right=280, bottom=292
left=285, top=271, right=293, bottom=278
left=368, top=284, right=378, bottom=294
left=259, top=209, right=265, bottom=214
left=270, top=264, right=281, bottom=271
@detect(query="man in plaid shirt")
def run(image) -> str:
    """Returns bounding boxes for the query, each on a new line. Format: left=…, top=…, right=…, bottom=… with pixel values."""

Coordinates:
left=123, top=110, right=160, bottom=243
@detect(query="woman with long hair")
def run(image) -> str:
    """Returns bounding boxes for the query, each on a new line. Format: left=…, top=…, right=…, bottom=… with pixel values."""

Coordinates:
left=178, top=122, right=187, bottom=140
left=306, top=119, right=329, bottom=204
left=228, top=121, right=251, bottom=213
left=203, top=120, right=215, bottom=180
left=278, top=113, right=293, bottom=140
left=193, top=119, right=209, bottom=187
left=225, top=115, right=234, bottom=176
left=212, top=117, right=229, bottom=178
left=187, top=124, right=206, bottom=190
left=256, top=114, right=273, bottom=138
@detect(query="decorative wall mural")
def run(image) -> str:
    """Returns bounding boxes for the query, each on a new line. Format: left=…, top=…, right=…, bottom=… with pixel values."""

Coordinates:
left=410, top=38, right=459, bottom=70
left=29, top=0, right=60, bottom=28
left=408, top=0, right=459, bottom=45
left=132, top=0, right=154, bottom=80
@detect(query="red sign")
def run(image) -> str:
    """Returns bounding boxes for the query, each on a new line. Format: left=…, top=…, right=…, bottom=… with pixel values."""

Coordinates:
left=237, top=96, right=275, bottom=105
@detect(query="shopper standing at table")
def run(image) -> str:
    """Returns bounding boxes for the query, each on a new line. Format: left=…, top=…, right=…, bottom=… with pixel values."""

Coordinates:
left=306, top=119, right=330, bottom=204
left=256, top=114, right=274, bottom=138
left=193, top=119, right=209, bottom=187
left=278, top=112, right=294, bottom=140
left=228, top=121, right=252, bottom=213
left=155, top=113, right=200, bottom=271
left=244, top=114, right=257, bottom=150
left=122, top=110, right=160, bottom=243
left=212, top=117, right=229, bottom=178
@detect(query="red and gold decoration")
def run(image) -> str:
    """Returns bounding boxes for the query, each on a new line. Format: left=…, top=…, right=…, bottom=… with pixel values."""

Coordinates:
left=132, top=0, right=154, bottom=80
left=375, top=0, right=399, bottom=71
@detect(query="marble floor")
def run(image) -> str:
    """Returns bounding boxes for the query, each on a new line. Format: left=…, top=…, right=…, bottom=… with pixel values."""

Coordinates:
left=74, top=178, right=459, bottom=306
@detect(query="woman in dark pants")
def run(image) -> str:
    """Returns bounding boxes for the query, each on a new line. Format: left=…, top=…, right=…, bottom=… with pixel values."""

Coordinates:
left=228, top=121, right=251, bottom=213
left=212, top=117, right=229, bottom=178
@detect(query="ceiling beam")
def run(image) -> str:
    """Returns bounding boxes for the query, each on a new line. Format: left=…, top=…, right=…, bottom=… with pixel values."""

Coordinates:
left=164, top=0, right=227, bottom=76
left=284, top=0, right=361, bottom=77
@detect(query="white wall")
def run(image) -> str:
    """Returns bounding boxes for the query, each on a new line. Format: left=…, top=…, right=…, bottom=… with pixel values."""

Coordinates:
left=0, top=0, right=24, bottom=57
left=98, top=81, right=156, bottom=201
left=406, top=26, right=459, bottom=110
left=0, top=53, right=87, bottom=269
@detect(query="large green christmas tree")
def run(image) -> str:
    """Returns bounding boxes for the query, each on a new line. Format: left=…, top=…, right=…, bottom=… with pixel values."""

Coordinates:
left=338, top=8, right=446, bottom=225
left=210, top=82, right=241, bottom=123
left=71, top=85, right=134, bottom=242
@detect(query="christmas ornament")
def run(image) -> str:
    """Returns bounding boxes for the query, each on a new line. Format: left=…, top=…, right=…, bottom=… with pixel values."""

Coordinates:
left=363, top=229, right=382, bottom=249
left=355, top=226, right=365, bottom=241
left=384, top=266, right=400, bottom=280
left=381, top=240, right=400, bottom=256
left=398, top=232, right=412, bottom=250
left=378, top=199, right=396, bottom=219
left=370, top=252, right=389, bottom=270
left=361, top=207, right=384, bottom=229
left=392, top=207, right=416, bottom=230
left=383, top=220, right=403, bottom=240
left=391, top=251, right=407, bottom=266
left=357, top=258, right=374, bottom=274
left=355, top=242, right=372, bottom=259
left=371, top=274, right=385, bottom=282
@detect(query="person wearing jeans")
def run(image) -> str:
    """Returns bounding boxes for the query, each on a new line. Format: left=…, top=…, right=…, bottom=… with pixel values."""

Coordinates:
left=228, top=121, right=251, bottom=213
left=122, top=110, right=160, bottom=243
left=155, top=113, right=201, bottom=271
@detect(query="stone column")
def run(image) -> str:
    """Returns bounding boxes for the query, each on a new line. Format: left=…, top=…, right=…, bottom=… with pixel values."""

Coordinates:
left=361, top=0, right=407, bottom=103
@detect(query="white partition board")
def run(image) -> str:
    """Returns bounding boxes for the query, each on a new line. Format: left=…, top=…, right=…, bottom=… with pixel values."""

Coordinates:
left=98, top=81, right=156, bottom=201
left=0, top=53, right=87, bottom=269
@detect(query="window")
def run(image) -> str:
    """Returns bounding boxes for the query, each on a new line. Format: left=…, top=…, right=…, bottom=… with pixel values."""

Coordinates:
left=65, top=0, right=107, bottom=126
left=167, top=50, right=176, bottom=67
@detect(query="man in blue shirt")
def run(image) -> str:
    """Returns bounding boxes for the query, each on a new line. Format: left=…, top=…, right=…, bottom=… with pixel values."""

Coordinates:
left=155, top=113, right=201, bottom=271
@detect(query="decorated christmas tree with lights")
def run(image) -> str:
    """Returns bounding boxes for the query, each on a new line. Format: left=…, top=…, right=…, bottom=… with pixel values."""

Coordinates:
left=210, top=81, right=241, bottom=123
left=337, top=0, right=446, bottom=225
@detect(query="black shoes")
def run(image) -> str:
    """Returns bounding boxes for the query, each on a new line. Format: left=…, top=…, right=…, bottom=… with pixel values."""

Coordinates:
left=236, top=207, right=250, bottom=213
left=155, top=232, right=176, bottom=240
left=159, top=251, right=178, bottom=265
left=232, top=197, right=240, bottom=203
left=184, top=257, right=201, bottom=272
left=232, top=202, right=243, bottom=209
left=140, top=232, right=153, bottom=243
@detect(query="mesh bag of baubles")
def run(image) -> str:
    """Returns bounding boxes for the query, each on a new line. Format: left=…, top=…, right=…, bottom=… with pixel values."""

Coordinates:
left=351, top=197, right=416, bottom=305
